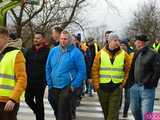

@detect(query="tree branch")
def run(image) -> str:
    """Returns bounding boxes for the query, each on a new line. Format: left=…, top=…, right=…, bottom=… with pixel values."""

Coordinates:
left=10, top=9, right=18, bottom=21
left=22, top=0, right=45, bottom=26
left=61, top=0, right=85, bottom=29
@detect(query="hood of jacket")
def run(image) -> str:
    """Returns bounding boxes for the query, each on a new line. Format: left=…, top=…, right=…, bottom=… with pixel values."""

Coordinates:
left=7, top=38, right=22, bottom=49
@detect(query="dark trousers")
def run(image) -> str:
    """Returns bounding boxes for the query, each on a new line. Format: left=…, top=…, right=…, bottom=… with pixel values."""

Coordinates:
left=71, top=87, right=82, bottom=118
left=48, top=87, right=72, bottom=120
left=0, top=102, right=19, bottom=120
left=123, top=88, right=130, bottom=115
left=48, top=88, right=57, bottom=118
left=97, top=87, right=122, bottom=120
left=25, top=85, right=46, bottom=120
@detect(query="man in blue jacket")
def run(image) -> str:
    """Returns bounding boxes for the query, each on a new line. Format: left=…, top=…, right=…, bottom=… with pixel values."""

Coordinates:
left=46, top=30, right=86, bottom=120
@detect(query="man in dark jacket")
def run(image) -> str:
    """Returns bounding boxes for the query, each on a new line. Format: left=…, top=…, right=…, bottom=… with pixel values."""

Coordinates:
left=72, top=33, right=90, bottom=119
left=85, top=37, right=99, bottom=96
left=25, top=32, right=49, bottom=120
left=51, top=27, right=63, bottom=48
left=126, top=34, right=160, bottom=120
left=120, top=38, right=134, bottom=118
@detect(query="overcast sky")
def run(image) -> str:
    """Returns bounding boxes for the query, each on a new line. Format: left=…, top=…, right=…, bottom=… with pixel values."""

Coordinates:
left=83, top=0, right=156, bottom=36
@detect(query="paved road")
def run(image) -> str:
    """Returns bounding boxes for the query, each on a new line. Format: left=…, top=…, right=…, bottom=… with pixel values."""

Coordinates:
left=18, top=92, right=104, bottom=120
left=17, top=83, right=160, bottom=120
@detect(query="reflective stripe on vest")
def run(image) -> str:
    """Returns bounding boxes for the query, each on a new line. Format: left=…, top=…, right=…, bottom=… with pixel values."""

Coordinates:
left=99, top=49, right=125, bottom=84
left=153, top=43, right=160, bottom=52
left=94, top=43, right=98, bottom=54
left=0, top=50, right=20, bottom=97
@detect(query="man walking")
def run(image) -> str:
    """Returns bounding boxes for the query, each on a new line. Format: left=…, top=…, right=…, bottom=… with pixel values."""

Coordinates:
left=92, top=33, right=131, bottom=120
left=25, top=32, right=49, bottom=120
left=120, top=38, right=134, bottom=118
left=126, top=34, right=160, bottom=120
left=46, top=30, right=86, bottom=120
left=0, top=26, right=27, bottom=120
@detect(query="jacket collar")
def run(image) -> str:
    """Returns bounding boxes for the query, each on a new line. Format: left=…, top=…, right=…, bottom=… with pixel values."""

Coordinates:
left=103, top=46, right=122, bottom=56
left=59, top=44, right=74, bottom=52
left=0, top=43, right=8, bottom=54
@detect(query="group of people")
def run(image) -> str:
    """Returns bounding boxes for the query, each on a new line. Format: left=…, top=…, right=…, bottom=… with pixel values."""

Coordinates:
left=92, top=32, right=160, bottom=120
left=0, top=25, right=160, bottom=120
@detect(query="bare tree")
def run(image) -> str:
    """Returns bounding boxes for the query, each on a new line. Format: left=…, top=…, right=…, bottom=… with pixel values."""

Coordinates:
left=60, top=0, right=86, bottom=29
left=7, top=0, right=87, bottom=47
left=10, top=0, right=46, bottom=37
left=11, top=0, right=87, bottom=33
left=31, top=0, right=87, bottom=32
left=125, top=0, right=160, bottom=40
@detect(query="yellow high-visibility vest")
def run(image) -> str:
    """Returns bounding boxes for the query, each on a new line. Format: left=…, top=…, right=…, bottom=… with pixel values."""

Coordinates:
left=83, top=42, right=98, bottom=53
left=0, top=49, right=20, bottom=97
left=81, top=43, right=88, bottom=52
left=99, top=49, right=125, bottom=84
left=153, top=43, right=160, bottom=52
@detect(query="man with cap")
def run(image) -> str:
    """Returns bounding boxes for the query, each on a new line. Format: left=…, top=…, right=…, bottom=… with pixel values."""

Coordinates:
left=8, top=32, right=28, bottom=55
left=73, top=33, right=81, bottom=48
left=126, top=34, right=160, bottom=120
left=92, top=33, right=131, bottom=120
left=8, top=32, right=23, bottom=50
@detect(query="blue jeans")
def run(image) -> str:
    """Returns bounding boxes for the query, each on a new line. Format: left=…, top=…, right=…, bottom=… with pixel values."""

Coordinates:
left=130, top=83, right=155, bottom=120
left=86, top=82, right=93, bottom=95
left=88, top=83, right=93, bottom=95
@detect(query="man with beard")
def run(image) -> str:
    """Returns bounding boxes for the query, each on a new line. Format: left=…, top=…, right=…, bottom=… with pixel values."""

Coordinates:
left=25, top=32, right=49, bottom=120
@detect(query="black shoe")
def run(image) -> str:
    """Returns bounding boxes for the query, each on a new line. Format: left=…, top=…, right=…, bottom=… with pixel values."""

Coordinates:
left=155, top=98, right=159, bottom=101
left=123, top=113, right=128, bottom=118
left=89, top=94, right=93, bottom=97
left=72, top=114, right=76, bottom=119
left=76, top=100, right=80, bottom=106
